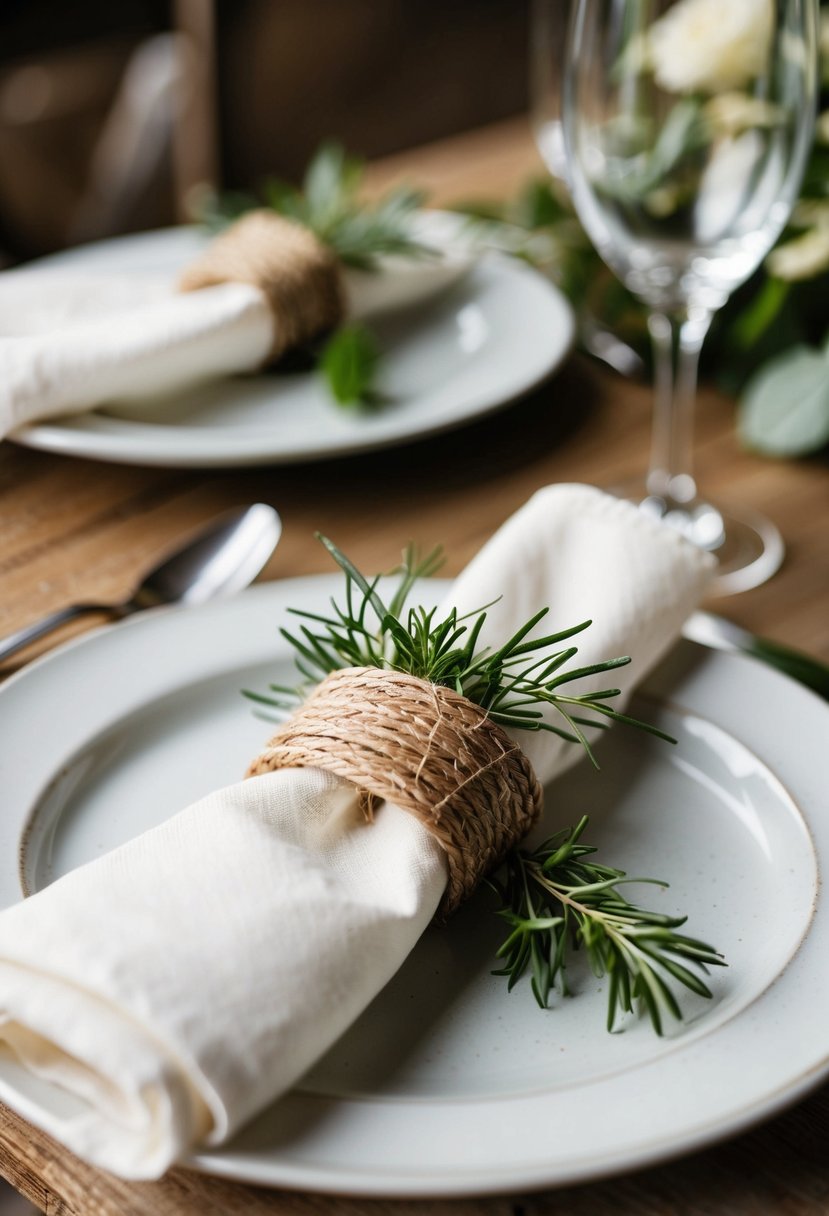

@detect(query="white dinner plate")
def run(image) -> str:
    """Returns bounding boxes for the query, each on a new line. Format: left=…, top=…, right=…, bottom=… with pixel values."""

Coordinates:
left=1, top=577, right=827, bottom=1196
left=8, top=222, right=574, bottom=467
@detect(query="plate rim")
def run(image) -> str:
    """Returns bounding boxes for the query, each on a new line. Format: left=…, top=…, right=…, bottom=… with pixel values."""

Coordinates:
left=7, top=220, right=575, bottom=468
left=0, top=578, right=827, bottom=1196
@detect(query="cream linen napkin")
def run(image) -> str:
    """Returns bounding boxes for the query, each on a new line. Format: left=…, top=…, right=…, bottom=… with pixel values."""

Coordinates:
left=0, top=237, right=470, bottom=439
left=0, top=485, right=714, bottom=1177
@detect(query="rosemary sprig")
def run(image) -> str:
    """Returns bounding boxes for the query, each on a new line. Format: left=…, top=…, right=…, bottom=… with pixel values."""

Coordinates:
left=489, top=817, right=725, bottom=1034
left=245, top=537, right=725, bottom=1032
left=245, top=535, right=674, bottom=764
left=197, top=142, right=433, bottom=270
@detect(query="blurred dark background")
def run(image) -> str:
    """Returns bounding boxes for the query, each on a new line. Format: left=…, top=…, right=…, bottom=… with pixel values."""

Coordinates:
left=0, top=0, right=530, bottom=265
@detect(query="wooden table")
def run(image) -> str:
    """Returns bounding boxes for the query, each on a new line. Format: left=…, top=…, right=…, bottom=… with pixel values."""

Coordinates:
left=0, top=117, right=827, bottom=1216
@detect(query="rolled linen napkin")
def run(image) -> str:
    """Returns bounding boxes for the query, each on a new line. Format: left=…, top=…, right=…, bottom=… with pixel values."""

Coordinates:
left=0, top=485, right=714, bottom=1177
left=0, top=211, right=471, bottom=439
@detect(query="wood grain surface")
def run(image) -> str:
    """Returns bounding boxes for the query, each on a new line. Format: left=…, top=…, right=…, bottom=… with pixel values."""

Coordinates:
left=0, top=117, right=827, bottom=1215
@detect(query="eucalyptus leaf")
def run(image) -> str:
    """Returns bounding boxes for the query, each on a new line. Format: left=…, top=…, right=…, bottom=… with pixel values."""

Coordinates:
left=738, top=344, right=829, bottom=456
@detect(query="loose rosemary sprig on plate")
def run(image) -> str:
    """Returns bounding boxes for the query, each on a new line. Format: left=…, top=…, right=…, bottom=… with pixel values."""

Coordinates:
left=489, top=816, right=725, bottom=1035
left=245, top=538, right=724, bottom=1032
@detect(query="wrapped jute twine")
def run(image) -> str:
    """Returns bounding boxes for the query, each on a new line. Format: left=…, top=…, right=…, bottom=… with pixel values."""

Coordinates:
left=178, top=210, right=345, bottom=361
left=246, top=666, right=544, bottom=919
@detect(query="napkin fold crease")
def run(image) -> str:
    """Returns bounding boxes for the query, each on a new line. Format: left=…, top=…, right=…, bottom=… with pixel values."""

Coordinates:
left=0, top=485, right=714, bottom=1177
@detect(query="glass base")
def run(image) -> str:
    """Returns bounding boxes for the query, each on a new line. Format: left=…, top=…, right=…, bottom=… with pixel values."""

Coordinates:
left=610, top=481, right=784, bottom=597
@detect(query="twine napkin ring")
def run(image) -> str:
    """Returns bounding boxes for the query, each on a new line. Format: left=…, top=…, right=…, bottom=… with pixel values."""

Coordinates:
left=246, top=666, right=544, bottom=919
left=179, top=210, right=345, bottom=361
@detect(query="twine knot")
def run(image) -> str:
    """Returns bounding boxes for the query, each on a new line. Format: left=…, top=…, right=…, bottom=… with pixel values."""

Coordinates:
left=246, top=667, right=544, bottom=919
left=179, top=211, right=345, bottom=361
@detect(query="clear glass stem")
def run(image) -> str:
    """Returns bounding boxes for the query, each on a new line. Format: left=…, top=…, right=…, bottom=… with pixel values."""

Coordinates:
left=646, top=306, right=713, bottom=507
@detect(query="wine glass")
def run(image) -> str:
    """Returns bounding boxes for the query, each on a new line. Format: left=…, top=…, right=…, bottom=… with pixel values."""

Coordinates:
left=530, top=0, right=647, bottom=377
left=530, top=0, right=571, bottom=184
left=562, top=0, right=819, bottom=594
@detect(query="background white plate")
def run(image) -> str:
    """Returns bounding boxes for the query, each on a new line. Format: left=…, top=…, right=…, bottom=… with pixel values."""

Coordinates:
left=8, top=224, right=574, bottom=467
left=1, top=578, right=827, bottom=1196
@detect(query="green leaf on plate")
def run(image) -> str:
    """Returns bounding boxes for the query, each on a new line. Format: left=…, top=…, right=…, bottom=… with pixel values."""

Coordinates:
left=738, top=343, right=829, bottom=457
left=319, top=324, right=380, bottom=407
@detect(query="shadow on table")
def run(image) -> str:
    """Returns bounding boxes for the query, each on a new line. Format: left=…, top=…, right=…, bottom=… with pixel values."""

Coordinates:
left=275, top=356, right=604, bottom=495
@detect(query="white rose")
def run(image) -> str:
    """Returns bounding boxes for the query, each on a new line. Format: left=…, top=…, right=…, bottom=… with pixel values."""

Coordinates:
left=767, top=227, right=829, bottom=281
left=704, top=92, right=782, bottom=137
left=649, top=0, right=774, bottom=94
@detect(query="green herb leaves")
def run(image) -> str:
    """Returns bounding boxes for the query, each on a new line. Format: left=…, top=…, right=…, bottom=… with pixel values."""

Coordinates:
left=246, top=536, right=673, bottom=766
left=490, top=817, right=724, bottom=1033
left=198, top=142, right=431, bottom=271
left=320, top=325, right=380, bottom=407
left=245, top=537, right=724, bottom=1034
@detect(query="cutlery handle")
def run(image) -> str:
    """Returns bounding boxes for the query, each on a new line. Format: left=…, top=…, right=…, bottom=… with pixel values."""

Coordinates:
left=0, top=603, right=114, bottom=663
